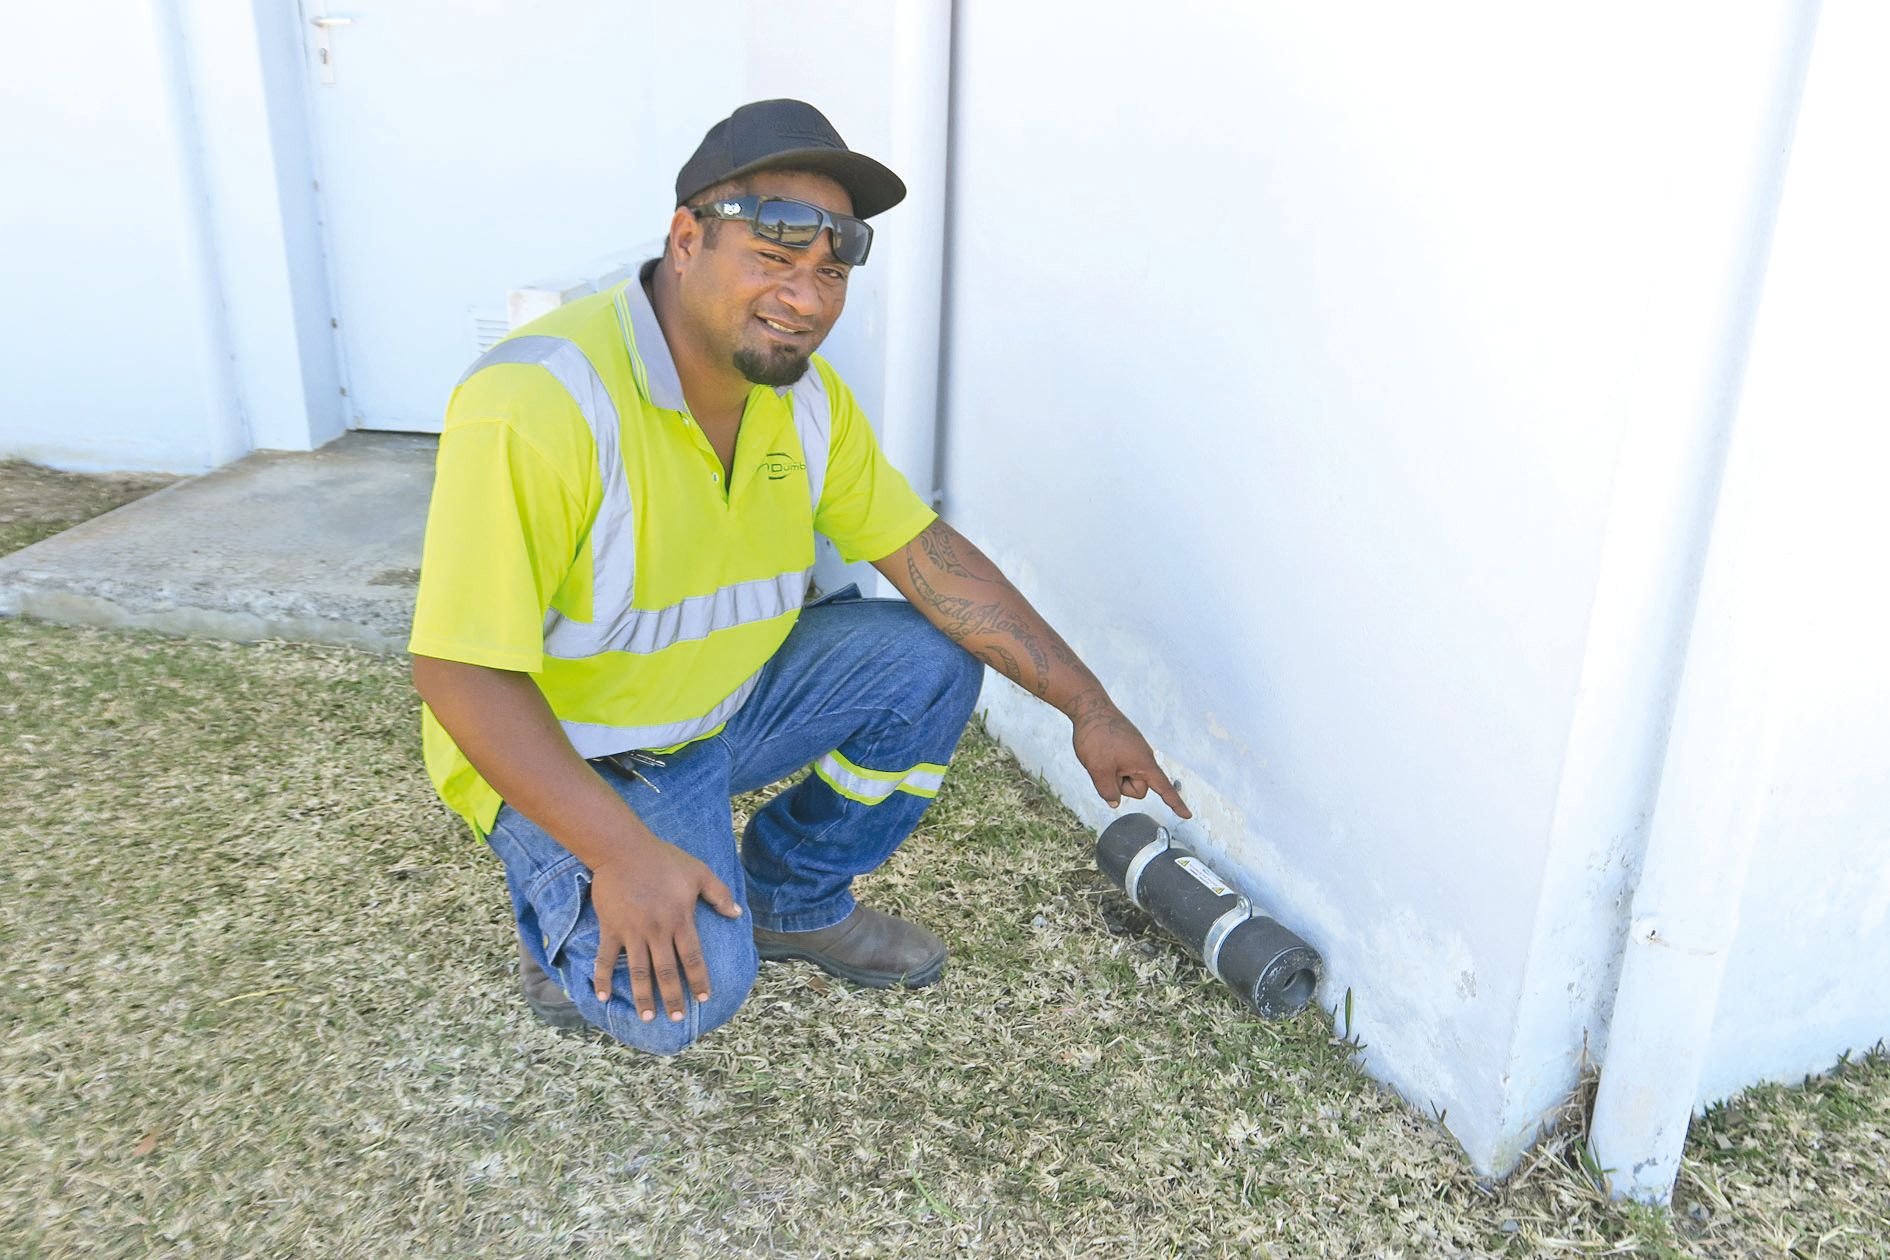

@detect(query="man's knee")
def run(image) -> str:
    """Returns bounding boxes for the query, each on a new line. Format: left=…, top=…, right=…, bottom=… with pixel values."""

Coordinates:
left=584, top=937, right=759, bottom=1057
left=941, top=632, right=985, bottom=711
left=886, top=602, right=984, bottom=712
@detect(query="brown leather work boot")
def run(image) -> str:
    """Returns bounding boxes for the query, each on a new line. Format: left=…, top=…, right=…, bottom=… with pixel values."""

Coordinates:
left=753, top=904, right=947, bottom=988
left=518, top=935, right=588, bottom=1031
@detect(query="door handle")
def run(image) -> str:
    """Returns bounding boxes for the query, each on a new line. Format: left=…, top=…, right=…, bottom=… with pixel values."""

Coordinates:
left=309, top=15, right=353, bottom=83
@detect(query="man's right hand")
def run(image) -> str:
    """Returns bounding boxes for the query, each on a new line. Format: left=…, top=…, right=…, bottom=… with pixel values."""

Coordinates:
left=410, top=655, right=748, bottom=1024
left=589, top=841, right=743, bottom=1021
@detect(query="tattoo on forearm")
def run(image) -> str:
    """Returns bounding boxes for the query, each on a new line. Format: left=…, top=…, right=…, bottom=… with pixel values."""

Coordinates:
left=904, top=556, right=1050, bottom=693
left=1048, top=636, right=1082, bottom=670
left=917, top=522, right=975, bottom=579
left=902, top=521, right=1069, bottom=698
left=1067, top=687, right=1137, bottom=742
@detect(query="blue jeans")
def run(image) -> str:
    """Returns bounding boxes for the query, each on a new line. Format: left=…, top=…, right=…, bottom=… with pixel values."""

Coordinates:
left=486, top=591, right=984, bottom=1055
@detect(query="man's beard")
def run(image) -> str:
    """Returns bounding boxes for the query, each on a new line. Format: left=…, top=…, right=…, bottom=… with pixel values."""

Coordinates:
left=733, top=342, right=811, bottom=389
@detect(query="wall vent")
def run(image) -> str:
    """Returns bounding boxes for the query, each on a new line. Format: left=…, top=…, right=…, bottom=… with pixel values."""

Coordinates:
left=469, top=310, right=510, bottom=352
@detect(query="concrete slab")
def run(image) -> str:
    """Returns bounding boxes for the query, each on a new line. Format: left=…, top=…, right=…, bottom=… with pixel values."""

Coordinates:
left=0, top=431, right=435, bottom=652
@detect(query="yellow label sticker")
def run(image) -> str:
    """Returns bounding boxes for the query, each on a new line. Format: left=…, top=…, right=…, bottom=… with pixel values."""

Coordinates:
left=1174, top=855, right=1235, bottom=898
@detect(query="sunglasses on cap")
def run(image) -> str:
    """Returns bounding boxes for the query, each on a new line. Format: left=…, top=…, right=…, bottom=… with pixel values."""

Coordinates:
left=690, top=194, right=874, bottom=267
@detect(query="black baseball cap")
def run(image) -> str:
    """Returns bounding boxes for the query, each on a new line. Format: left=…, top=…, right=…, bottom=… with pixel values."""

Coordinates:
left=674, top=99, right=907, bottom=220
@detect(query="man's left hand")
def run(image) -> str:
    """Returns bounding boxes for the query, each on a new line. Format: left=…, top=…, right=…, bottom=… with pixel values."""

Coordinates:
left=1068, top=689, right=1191, bottom=818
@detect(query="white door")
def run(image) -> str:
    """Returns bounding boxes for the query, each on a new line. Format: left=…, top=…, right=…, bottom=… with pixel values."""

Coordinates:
left=296, top=1, right=743, bottom=432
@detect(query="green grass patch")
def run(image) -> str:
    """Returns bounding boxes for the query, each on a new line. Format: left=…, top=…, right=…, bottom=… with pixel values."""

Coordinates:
left=2, top=618, right=1886, bottom=1257
left=0, top=461, right=178, bottom=558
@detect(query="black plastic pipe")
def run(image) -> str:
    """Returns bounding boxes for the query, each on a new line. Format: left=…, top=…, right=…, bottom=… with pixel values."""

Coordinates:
left=1095, top=813, right=1323, bottom=1019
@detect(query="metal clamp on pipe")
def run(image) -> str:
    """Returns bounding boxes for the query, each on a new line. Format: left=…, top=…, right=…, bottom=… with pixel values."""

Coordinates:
left=1095, top=813, right=1323, bottom=1019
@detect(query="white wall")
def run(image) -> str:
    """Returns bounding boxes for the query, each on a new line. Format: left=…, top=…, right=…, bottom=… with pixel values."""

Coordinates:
left=3, top=1, right=345, bottom=473
left=1691, top=2, right=1890, bottom=1106
left=945, top=0, right=1809, bottom=1170
left=4, top=1, right=236, bottom=472
left=173, top=0, right=347, bottom=455
left=5, top=0, right=906, bottom=473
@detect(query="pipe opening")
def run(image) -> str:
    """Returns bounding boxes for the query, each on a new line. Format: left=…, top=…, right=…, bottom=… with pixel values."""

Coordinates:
left=1275, top=968, right=1318, bottom=1009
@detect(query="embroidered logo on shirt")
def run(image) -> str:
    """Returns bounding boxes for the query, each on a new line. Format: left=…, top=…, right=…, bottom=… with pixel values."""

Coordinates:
left=760, top=452, right=807, bottom=481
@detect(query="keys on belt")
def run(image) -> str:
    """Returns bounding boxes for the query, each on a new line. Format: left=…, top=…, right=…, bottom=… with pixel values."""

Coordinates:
left=606, top=749, right=666, bottom=793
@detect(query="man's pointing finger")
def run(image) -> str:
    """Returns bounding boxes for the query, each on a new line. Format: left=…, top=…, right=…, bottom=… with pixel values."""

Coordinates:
left=1149, top=765, right=1192, bottom=819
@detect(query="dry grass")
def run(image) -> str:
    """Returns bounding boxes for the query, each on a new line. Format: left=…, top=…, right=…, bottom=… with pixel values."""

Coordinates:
left=0, top=461, right=179, bottom=557
left=2, top=617, right=1886, bottom=1258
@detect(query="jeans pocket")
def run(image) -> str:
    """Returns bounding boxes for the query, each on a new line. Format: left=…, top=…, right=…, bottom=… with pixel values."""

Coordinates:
left=527, top=857, right=591, bottom=968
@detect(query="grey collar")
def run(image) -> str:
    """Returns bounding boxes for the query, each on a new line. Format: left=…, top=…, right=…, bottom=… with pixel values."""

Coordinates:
left=621, top=259, right=687, bottom=412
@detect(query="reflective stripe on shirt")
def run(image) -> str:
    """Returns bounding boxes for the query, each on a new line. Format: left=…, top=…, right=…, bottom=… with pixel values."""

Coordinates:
left=455, top=330, right=829, bottom=663
left=559, top=670, right=763, bottom=760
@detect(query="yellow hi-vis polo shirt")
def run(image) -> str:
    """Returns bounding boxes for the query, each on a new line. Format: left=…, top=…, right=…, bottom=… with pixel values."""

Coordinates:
left=408, top=266, right=936, bottom=835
